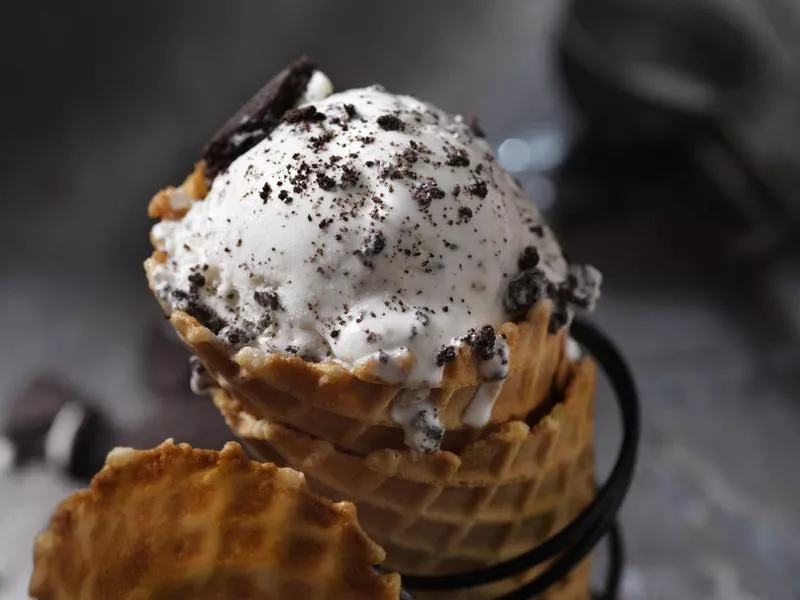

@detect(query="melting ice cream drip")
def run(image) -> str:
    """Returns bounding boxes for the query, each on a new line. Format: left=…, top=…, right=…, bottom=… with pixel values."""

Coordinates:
left=463, top=333, right=510, bottom=428
left=389, top=389, right=444, bottom=453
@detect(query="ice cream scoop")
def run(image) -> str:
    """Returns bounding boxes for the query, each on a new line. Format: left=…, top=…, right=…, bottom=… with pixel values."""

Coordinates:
left=148, top=65, right=599, bottom=392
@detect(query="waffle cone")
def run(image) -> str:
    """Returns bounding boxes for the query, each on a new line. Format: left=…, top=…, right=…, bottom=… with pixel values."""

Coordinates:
left=151, top=286, right=565, bottom=454
left=29, top=440, right=402, bottom=600
left=214, top=359, right=596, bottom=599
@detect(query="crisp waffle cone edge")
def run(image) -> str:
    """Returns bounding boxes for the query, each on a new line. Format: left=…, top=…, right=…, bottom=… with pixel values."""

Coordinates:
left=144, top=267, right=566, bottom=455
left=215, top=359, right=596, bottom=599
left=29, top=440, right=402, bottom=600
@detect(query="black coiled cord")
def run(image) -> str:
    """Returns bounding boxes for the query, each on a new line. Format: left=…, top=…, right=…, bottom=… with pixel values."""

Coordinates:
left=401, top=318, right=640, bottom=599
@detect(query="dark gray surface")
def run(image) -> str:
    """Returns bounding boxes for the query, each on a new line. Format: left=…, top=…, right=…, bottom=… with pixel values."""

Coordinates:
left=1, top=2, right=799, bottom=599
left=576, top=212, right=800, bottom=600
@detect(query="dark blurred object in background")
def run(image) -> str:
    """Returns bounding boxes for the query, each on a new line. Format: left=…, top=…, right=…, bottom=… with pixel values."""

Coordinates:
left=556, top=0, right=800, bottom=257
left=0, top=376, right=114, bottom=480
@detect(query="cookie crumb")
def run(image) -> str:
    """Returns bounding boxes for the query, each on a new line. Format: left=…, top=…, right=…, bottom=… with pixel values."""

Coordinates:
left=254, top=287, right=282, bottom=310
left=518, top=247, right=540, bottom=271
left=283, top=105, right=326, bottom=123
left=412, top=180, right=445, bottom=209
left=358, top=230, right=386, bottom=257
left=377, top=114, right=405, bottom=131
left=316, top=172, right=336, bottom=190
left=259, top=182, right=271, bottom=202
left=436, top=345, right=457, bottom=366
left=463, top=325, right=496, bottom=360
left=457, top=206, right=473, bottom=224
left=468, top=179, right=488, bottom=198
left=445, top=149, right=470, bottom=167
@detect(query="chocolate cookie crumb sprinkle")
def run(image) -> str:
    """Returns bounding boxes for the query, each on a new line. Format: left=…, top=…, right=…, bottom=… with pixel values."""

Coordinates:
left=468, top=179, right=488, bottom=198
left=358, top=230, right=386, bottom=257
left=188, top=272, right=206, bottom=288
left=309, top=131, right=334, bottom=150
left=340, top=165, right=359, bottom=187
left=259, top=182, right=271, bottom=201
left=412, top=180, right=445, bottom=209
left=171, top=289, right=226, bottom=334
left=283, top=105, right=326, bottom=123
left=316, top=172, right=336, bottom=190
left=436, top=345, right=457, bottom=366
left=253, top=287, right=282, bottom=310
left=445, top=149, right=470, bottom=167
left=518, top=246, right=540, bottom=270
left=377, top=114, right=405, bottom=131
left=457, top=206, right=473, bottom=224
left=503, top=269, right=547, bottom=315
left=463, top=325, right=496, bottom=361
left=218, top=324, right=254, bottom=350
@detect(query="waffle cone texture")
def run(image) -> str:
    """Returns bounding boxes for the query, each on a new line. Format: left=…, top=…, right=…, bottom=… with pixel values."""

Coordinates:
left=215, top=358, right=596, bottom=599
left=146, top=164, right=567, bottom=456
left=153, top=296, right=563, bottom=455
left=29, top=440, right=402, bottom=600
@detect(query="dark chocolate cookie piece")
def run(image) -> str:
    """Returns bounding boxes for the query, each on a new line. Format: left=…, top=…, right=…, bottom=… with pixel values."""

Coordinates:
left=503, top=269, right=548, bottom=315
left=435, top=344, right=457, bottom=366
left=171, top=289, right=226, bottom=334
left=202, top=57, right=318, bottom=180
left=463, top=325, right=496, bottom=361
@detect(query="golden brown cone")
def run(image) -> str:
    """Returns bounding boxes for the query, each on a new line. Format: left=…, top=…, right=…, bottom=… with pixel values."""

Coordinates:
left=29, top=440, right=402, bottom=600
left=214, top=359, right=596, bottom=599
left=145, top=287, right=566, bottom=455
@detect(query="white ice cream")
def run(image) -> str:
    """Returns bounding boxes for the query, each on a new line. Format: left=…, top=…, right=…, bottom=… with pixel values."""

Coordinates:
left=151, top=79, right=582, bottom=391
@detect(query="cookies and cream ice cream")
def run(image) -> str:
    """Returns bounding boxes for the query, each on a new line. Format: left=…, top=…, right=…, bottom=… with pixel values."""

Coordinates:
left=147, top=58, right=600, bottom=451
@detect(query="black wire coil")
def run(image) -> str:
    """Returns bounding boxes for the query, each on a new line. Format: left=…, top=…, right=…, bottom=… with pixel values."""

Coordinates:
left=399, top=318, right=641, bottom=599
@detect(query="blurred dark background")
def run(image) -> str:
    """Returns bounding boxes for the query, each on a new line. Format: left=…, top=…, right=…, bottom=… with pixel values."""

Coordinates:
left=1, top=1, right=799, bottom=598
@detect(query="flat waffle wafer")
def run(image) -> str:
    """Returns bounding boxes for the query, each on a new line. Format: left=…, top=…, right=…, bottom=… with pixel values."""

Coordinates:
left=29, top=440, right=402, bottom=600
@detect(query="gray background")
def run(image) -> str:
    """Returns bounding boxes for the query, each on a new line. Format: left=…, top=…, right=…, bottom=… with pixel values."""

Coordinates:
left=1, top=2, right=799, bottom=599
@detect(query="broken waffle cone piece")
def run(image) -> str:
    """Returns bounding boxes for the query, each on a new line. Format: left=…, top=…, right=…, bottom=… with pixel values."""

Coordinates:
left=29, top=440, right=403, bottom=600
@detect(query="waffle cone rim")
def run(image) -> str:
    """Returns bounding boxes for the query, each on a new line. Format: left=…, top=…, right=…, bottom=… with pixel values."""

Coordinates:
left=214, top=358, right=596, bottom=488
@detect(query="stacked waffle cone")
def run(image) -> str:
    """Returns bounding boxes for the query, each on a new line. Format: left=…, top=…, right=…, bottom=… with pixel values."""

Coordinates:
left=29, top=440, right=402, bottom=600
left=161, top=296, right=567, bottom=455
left=162, top=289, right=597, bottom=598
left=213, top=354, right=595, bottom=599
left=143, top=67, right=602, bottom=597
